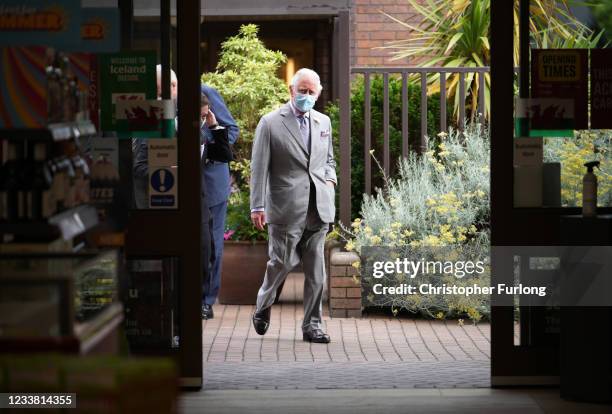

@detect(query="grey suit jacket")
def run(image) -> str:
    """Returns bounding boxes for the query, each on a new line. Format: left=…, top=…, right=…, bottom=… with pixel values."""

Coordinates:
left=250, top=102, right=337, bottom=225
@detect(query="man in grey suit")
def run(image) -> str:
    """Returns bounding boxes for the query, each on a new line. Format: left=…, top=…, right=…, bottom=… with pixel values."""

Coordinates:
left=250, top=68, right=336, bottom=343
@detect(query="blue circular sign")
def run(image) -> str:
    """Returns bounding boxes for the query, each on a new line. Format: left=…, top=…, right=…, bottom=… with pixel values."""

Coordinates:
left=150, top=168, right=174, bottom=193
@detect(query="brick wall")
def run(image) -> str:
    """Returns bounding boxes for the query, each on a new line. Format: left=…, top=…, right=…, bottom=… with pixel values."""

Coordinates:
left=351, top=0, right=423, bottom=67
left=328, top=249, right=362, bottom=318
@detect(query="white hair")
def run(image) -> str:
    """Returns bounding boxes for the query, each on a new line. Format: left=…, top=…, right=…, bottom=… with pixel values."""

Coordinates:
left=290, top=68, right=322, bottom=93
left=156, top=64, right=177, bottom=82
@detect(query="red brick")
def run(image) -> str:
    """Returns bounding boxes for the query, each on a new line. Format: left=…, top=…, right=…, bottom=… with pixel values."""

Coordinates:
left=354, top=23, right=384, bottom=32
left=346, top=309, right=363, bottom=318
left=330, top=298, right=361, bottom=309
left=356, top=56, right=383, bottom=66
left=355, top=13, right=387, bottom=23
left=355, top=6, right=376, bottom=14
left=330, top=266, right=347, bottom=277
left=345, top=265, right=361, bottom=276
left=330, top=276, right=359, bottom=288
left=370, top=31, right=396, bottom=40
left=346, top=288, right=361, bottom=298
left=370, top=0, right=401, bottom=5
left=356, top=39, right=379, bottom=49
left=330, top=288, right=347, bottom=298
left=380, top=5, right=415, bottom=14
left=354, top=31, right=370, bottom=40
left=330, top=308, right=347, bottom=318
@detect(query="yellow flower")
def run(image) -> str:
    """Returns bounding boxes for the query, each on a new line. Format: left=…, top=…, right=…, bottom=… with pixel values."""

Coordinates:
left=351, top=261, right=361, bottom=269
left=345, top=240, right=355, bottom=251
left=364, top=226, right=373, bottom=235
left=391, top=222, right=402, bottom=229
left=369, top=235, right=382, bottom=245
left=436, top=312, right=445, bottom=319
left=426, top=198, right=437, bottom=206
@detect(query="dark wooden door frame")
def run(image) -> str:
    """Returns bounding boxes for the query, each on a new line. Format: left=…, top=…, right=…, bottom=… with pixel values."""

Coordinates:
left=123, top=0, right=204, bottom=388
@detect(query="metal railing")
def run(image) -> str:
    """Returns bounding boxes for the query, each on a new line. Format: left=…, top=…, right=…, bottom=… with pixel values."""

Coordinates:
left=338, top=66, right=490, bottom=222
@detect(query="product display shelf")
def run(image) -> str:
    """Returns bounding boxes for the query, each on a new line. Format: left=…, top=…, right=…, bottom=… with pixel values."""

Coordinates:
left=0, top=121, right=96, bottom=142
left=0, top=249, right=123, bottom=355
left=0, top=204, right=99, bottom=242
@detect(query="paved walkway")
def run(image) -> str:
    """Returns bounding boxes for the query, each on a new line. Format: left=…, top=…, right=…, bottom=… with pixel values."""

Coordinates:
left=203, top=273, right=491, bottom=389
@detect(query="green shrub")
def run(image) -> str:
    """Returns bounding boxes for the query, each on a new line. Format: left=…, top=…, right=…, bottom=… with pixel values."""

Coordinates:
left=341, top=123, right=490, bottom=322
left=327, top=75, right=453, bottom=220
left=201, top=24, right=289, bottom=241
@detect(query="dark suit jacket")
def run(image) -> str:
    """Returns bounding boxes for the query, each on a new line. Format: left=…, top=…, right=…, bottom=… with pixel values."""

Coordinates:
left=200, top=85, right=239, bottom=207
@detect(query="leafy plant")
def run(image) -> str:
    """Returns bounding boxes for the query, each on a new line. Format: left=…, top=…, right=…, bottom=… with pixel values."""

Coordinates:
left=593, top=2, right=612, bottom=42
left=202, top=24, right=289, bottom=160
left=379, top=0, right=605, bottom=122
left=201, top=24, right=289, bottom=241
left=341, top=123, right=491, bottom=322
left=225, top=191, right=269, bottom=242
left=544, top=130, right=612, bottom=207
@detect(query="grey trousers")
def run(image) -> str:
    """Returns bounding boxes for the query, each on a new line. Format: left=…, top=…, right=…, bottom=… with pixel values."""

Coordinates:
left=256, top=189, right=328, bottom=332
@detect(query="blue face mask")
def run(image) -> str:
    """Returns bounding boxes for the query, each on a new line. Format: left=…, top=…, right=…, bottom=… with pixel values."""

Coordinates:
left=294, top=93, right=317, bottom=112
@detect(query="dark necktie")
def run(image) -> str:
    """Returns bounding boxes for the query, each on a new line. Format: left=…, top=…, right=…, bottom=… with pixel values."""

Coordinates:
left=297, top=114, right=310, bottom=153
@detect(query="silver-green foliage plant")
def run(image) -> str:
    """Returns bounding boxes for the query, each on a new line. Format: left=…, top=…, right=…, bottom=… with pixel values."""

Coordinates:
left=341, top=123, right=491, bottom=322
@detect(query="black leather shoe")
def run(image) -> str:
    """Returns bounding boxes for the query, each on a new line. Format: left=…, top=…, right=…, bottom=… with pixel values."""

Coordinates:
left=303, top=329, right=331, bottom=343
left=202, top=304, right=214, bottom=320
left=252, top=307, right=271, bottom=335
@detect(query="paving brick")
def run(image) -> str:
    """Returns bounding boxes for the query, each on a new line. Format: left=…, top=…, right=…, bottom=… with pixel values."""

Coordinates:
left=202, top=273, right=491, bottom=390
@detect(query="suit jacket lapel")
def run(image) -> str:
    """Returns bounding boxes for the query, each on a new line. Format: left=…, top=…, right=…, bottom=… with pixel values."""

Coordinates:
left=280, top=103, right=309, bottom=156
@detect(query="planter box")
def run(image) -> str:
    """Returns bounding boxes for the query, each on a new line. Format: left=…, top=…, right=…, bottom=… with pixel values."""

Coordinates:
left=219, top=240, right=268, bottom=305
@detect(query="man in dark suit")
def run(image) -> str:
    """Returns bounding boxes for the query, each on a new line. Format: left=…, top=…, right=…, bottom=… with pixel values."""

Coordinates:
left=133, top=68, right=238, bottom=321
left=200, top=85, right=239, bottom=319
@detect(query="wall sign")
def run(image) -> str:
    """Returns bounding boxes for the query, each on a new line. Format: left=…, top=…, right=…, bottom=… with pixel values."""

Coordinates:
left=590, top=48, right=612, bottom=129
left=147, top=139, right=178, bottom=209
left=115, top=99, right=176, bottom=138
left=99, top=51, right=156, bottom=133
left=0, top=0, right=82, bottom=48
left=514, top=137, right=543, bottom=166
left=531, top=49, right=588, bottom=132
left=63, top=8, right=120, bottom=53
left=149, top=167, right=178, bottom=209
